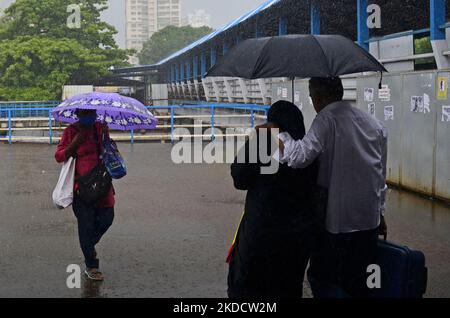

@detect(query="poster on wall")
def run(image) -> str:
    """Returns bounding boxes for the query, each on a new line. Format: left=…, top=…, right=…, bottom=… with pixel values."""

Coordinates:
left=437, top=77, right=448, bottom=100
left=282, top=88, right=288, bottom=99
left=384, top=106, right=394, bottom=121
left=364, top=88, right=374, bottom=102
left=368, top=103, right=376, bottom=116
left=378, top=84, right=391, bottom=102
left=294, top=91, right=300, bottom=103
left=410, top=96, right=424, bottom=113
left=277, top=87, right=282, bottom=97
left=442, top=106, right=450, bottom=122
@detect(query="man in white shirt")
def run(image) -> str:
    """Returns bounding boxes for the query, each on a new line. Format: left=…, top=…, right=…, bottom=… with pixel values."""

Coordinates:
left=261, top=77, right=387, bottom=297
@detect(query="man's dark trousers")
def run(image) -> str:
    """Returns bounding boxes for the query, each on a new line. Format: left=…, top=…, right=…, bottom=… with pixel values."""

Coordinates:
left=308, top=228, right=378, bottom=298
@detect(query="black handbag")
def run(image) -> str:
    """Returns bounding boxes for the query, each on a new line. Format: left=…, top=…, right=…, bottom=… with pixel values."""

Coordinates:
left=75, top=127, right=112, bottom=204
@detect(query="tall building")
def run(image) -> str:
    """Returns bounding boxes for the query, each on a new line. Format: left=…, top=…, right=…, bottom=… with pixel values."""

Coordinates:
left=126, top=0, right=181, bottom=64
left=187, top=9, right=211, bottom=28
left=156, top=0, right=181, bottom=30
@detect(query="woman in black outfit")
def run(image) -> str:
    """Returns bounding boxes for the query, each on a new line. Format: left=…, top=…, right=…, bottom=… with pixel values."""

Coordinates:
left=227, top=100, right=321, bottom=298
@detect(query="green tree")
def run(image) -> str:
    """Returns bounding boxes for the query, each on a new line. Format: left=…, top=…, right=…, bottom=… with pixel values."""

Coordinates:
left=414, top=36, right=435, bottom=69
left=0, top=0, right=117, bottom=49
left=138, top=25, right=213, bottom=65
left=0, top=36, right=122, bottom=100
left=0, top=0, right=133, bottom=101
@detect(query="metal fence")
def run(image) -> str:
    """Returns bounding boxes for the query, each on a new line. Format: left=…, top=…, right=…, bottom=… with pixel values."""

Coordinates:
left=0, top=103, right=269, bottom=145
left=0, top=101, right=60, bottom=118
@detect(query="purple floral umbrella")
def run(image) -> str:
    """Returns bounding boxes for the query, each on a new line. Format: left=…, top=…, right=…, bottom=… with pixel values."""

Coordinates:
left=52, top=92, right=158, bottom=130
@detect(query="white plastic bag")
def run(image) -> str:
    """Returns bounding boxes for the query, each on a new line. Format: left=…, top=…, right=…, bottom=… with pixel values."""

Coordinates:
left=52, top=157, right=76, bottom=209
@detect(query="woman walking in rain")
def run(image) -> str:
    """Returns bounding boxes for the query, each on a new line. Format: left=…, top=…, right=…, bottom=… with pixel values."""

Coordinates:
left=227, top=100, right=323, bottom=298
left=55, top=109, right=115, bottom=281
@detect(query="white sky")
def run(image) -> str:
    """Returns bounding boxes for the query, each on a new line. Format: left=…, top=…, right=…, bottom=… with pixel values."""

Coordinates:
left=1, top=0, right=269, bottom=48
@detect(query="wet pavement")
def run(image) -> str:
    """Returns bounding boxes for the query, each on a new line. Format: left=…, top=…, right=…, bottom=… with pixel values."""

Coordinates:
left=0, top=143, right=449, bottom=298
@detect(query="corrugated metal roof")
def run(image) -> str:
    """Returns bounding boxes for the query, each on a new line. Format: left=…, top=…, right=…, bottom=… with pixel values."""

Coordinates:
left=152, top=0, right=283, bottom=67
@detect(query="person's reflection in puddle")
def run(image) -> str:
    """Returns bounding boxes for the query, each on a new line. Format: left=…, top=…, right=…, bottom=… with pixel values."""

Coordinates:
left=81, top=279, right=105, bottom=298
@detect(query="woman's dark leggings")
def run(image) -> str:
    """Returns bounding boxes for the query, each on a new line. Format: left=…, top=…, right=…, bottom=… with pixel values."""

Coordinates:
left=72, top=198, right=114, bottom=269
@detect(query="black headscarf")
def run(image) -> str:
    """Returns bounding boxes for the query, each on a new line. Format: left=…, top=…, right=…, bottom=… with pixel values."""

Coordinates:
left=267, top=100, right=306, bottom=141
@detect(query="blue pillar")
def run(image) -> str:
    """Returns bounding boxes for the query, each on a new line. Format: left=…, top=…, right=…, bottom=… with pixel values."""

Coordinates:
left=211, top=106, right=215, bottom=140
left=7, top=110, right=11, bottom=145
left=170, top=106, right=174, bottom=142
left=211, top=46, right=217, bottom=67
left=180, top=62, right=185, bottom=81
left=48, top=110, right=53, bottom=145
left=175, top=64, right=179, bottom=82
left=193, top=55, right=198, bottom=79
left=357, top=0, right=369, bottom=51
left=431, top=0, right=446, bottom=40
left=173, top=65, right=176, bottom=82
left=310, top=1, right=321, bottom=35
left=223, top=41, right=229, bottom=55
left=201, top=51, right=207, bottom=78
left=255, top=21, right=264, bottom=38
left=171, top=65, right=175, bottom=82
left=186, top=61, right=191, bottom=80
left=279, top=16, right=287, bottom=36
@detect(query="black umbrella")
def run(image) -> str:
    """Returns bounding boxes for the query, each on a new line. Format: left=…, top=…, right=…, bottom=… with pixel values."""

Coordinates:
left=205, top=34, right=387, bottom=102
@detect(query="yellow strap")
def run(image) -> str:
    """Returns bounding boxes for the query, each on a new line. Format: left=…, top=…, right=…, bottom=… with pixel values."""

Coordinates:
left=231, top=210, right=246, bottom=245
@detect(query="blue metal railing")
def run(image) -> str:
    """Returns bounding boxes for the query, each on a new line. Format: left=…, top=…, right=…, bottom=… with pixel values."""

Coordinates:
left=148, top=104, right=269, bottom=142
left=364, top=22, right=450, bottom=44
left=365, top=28, right=431, bottom=44
left=0, top=101, right=60, bottom=108
left=0, top=103, right=270, bottom=145
left=0, top=101, right=60, bottom=118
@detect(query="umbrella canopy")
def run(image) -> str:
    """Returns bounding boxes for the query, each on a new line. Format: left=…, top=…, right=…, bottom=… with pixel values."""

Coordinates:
left=52, top=92, right=157, bottom=131
left=205, top=34, right=387, bottom=79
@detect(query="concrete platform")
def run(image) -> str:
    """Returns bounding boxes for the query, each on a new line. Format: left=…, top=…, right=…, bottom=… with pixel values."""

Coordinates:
left=0, top=143, right=449, bottom=298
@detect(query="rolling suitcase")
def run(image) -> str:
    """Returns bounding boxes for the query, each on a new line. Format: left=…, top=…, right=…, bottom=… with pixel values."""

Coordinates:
left=372, top=240, right=427, bottom=298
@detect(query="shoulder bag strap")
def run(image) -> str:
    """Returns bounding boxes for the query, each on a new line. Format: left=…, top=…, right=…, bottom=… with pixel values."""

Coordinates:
left=93, top=125, right=103, bottom=160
